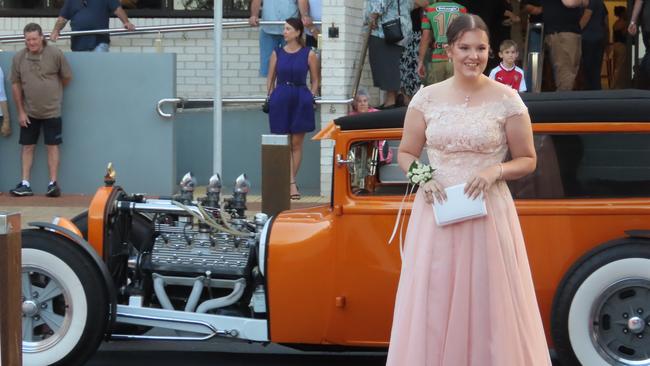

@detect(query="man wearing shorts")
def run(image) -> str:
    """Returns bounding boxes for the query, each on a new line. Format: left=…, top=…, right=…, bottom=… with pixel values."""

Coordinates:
left=10, top=23, right=72, bottom=197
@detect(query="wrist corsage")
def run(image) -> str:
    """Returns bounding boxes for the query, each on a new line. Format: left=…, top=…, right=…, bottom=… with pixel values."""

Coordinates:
left=406, top=160, right=434, bottom=185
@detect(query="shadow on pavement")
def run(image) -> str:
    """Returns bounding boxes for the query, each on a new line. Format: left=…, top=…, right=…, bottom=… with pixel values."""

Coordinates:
left=88, top=351, right=387, bottom=366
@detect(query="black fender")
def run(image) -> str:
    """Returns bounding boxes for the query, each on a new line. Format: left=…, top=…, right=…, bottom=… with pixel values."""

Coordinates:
left=626, top=230, right=650, bottom=239
left=27, top=221, right=117, bottom=335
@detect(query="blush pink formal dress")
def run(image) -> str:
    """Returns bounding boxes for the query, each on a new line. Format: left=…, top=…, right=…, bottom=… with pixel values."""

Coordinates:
left=386, top=87, right=552, bottom=366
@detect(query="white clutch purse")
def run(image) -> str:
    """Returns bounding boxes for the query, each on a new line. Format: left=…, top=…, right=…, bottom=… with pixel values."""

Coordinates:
left=432, top=183, right=487, bottom=226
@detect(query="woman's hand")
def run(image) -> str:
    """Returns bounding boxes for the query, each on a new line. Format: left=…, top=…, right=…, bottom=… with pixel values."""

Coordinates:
left=628, top=22, right=638, bottom=36
left=0, top=118, right=10, bottom=137
left=421, top=179, right=447, bottom=204
left=464, top=164, right=501, bottom=200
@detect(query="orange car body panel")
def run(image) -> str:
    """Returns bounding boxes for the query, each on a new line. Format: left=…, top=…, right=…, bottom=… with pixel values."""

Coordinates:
left=266, top=122, right=650, bottom=347
left=51, top=216, right=83, bottom=238
left=266, top=206, right=338, bottom=343
left=87, top=186, right=115, bottom=256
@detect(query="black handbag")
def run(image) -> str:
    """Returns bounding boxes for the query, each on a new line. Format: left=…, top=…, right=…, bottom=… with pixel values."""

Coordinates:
left=262, top=97, right=270, bottom=114
left=381, top=0, right=403, bottom=44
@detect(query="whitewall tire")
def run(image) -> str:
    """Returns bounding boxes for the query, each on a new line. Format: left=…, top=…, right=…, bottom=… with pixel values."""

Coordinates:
left=552, top=241, right=650, bottom=366
left=21, top=230, right=109, bottom=366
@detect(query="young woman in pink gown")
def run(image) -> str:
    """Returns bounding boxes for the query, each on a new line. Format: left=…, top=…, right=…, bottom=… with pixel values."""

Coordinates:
left=386, top=14, right=552, bottom=366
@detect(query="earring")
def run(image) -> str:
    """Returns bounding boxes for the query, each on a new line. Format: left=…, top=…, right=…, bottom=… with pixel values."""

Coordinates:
left=448, top=58, right=452, bottom=63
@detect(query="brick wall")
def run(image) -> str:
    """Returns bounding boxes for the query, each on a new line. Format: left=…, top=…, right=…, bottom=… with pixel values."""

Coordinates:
left=0, top=3, right=378, bottom=196
left=320, top=0, right=373, bottom=195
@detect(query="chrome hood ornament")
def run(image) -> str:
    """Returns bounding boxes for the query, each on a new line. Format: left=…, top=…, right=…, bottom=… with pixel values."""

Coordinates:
left=104, top=162, right=116, bottom=186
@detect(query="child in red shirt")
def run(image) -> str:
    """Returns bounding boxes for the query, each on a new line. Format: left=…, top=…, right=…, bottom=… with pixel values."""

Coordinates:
left=489, top=39, right=527, bottom=92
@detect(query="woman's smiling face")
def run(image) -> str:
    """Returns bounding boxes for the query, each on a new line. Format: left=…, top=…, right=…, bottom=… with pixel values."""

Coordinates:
left=446, top=29, right=490, bottom=78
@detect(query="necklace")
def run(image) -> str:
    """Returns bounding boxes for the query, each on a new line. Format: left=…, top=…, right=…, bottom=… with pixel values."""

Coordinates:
left=454, top=85, right=473, bottom=105
left=454, top=76, right=487, bottom=105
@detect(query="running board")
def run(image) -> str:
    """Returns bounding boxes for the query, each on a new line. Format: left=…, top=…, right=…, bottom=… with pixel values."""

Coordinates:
left=112, top=304, right=269, bottom=342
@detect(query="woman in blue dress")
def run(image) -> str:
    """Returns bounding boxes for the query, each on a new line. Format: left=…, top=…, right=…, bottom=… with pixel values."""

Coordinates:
left=266, top=17, right=320, bottom=200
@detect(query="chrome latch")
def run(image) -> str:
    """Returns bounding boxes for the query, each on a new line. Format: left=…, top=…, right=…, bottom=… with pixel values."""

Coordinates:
left=336, top=153, right=354, bottom=168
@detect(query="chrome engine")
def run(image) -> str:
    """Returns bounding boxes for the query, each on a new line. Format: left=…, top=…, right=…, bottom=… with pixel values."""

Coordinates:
left=148, top=218, right=257, bottom=277
left=113, top=172, right=268, bottom=315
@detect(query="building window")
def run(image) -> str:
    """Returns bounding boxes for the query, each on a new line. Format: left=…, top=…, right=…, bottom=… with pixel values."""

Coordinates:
left=0, top=0, right=248, bottom=18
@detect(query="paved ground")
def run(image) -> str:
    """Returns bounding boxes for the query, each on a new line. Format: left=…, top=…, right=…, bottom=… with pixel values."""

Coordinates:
left=88, top=351, right=387, bottom=365
left=0, top=193, right=91, bottom=228
left=88, top=340, right=387, bottom=366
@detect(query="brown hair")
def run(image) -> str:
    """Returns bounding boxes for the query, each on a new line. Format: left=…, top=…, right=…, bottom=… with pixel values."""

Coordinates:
left=499, top=39, right=518, bottom=52
left=23, top=22, right=47, bottom=47
left=285, top=17, right=305, bottom=46
left=446, top=14, right=490, bottom=46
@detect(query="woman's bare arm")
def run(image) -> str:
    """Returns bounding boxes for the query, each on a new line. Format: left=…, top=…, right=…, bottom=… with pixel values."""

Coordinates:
left=397, top=107, right=427, bottom=173
left=503, top=109, right=537, bottom=181
left=266, top=51, right=278, bottom=96
left=308, top=50, right=320, bottom=96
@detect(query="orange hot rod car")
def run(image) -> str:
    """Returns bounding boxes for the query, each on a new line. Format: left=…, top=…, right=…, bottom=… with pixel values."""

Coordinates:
left=19, top=90, right=650, bottom=366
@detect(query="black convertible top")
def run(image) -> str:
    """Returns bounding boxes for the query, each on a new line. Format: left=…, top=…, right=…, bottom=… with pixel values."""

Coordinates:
left=334, top=89, right=650, bottom=131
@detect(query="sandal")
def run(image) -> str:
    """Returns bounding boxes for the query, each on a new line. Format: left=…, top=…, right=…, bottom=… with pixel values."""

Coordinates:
left=290, top=181, right=301, bottom=201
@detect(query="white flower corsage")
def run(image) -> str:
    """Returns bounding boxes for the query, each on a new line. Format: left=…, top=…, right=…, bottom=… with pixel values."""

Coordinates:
left=406, top=160, right=435, bottom=186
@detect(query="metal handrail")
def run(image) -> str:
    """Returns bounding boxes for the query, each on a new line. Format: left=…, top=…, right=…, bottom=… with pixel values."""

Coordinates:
left=0, top=20, right=321, bottom=44
left=157, top=97, right=353, bottom=118
left=525, top=22, right=544, bottom=93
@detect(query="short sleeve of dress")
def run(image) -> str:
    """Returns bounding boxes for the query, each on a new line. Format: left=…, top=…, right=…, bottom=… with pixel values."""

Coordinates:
left=503, top=91, right=528, bottom=119
left=408, top=88, right=428, bottom=114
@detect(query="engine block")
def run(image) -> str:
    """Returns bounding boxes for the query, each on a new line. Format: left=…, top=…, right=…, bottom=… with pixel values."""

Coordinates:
left=147, top=220, right=255, bottom=277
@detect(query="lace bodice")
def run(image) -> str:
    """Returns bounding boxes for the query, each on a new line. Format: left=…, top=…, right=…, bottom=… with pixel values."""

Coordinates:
left=408, top=87, right=527, bottom=187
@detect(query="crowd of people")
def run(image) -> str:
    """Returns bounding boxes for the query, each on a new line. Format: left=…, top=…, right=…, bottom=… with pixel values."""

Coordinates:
left=3, top=0, right=649, bottom=199
left=362, top=0, right=648, bottom=104
left=1, top=3, right=649, bottom=363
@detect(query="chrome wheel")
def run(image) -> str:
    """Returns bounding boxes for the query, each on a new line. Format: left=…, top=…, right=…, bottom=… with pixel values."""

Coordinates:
left=553, top=244, right=650, bottom=366
left=21, top=266, right=73, bottom=353
left=591, top=278, right=650, bottom=365
left=22, top=230, right=109, bottom=366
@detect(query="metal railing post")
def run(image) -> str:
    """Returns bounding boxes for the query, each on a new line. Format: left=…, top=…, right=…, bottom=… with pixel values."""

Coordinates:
left=525, top=23, right=544, bottom=93
left=0, top=212, right=22, bottom=366
left=261, top=135, right=291, bottom=217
